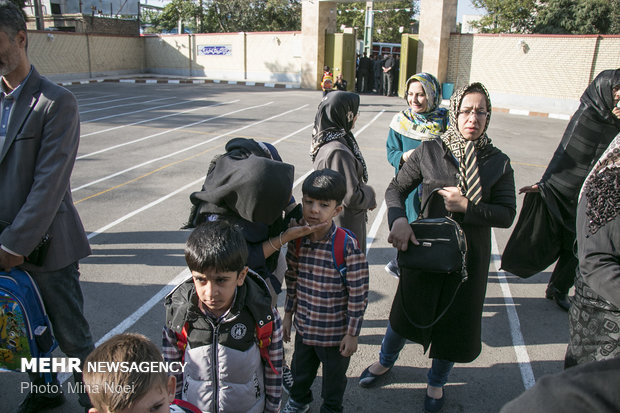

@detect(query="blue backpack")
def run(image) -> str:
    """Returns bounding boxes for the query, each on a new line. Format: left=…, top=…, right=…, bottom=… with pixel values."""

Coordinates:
left=0, top=269, right=57, bottom=378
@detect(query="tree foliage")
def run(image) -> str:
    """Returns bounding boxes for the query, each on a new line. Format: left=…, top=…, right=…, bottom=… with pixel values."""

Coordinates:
left=471, top=0, right=619, bottom=34
left=337, top=1, right=418, bottom=43
left=470, top=0, right=537, bottom=33
left=144, top=0, right=301, bottom=34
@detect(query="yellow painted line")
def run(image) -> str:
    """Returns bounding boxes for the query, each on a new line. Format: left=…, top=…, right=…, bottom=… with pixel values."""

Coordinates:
left=511, top=161, right=546, bottom=168
left=74, top=144, right=222, bottom=205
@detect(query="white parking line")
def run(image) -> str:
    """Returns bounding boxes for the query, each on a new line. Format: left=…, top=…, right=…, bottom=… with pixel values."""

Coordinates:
left=78, top=95, right=148, bottom=107
left=78, top=99, right=239, bottom=137
left=72, top=103, right=310, bottom=193
left=80, top=96, right=175, bottom=114
left=87, top=178, right=203, bottom=240
left=81, top=99, right=214, bottom=127
left=77, top=101, right=242, bottom=160
left=491, top=230, right=536, bottom=389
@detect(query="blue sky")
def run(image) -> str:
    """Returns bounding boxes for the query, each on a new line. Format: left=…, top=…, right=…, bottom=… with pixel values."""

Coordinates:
left=457, top=0, right=483, bottom=23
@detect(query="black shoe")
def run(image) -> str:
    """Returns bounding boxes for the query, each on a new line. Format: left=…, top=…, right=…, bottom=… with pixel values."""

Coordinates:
left=17, top=391, right=66, bottom=413
left=359, top=364, right=391, bottom=388
left=424, top=391, right=445, bottom=413
left=282, top=364, right=294, bottom=394
left=546, top=286, right=571, bottom=312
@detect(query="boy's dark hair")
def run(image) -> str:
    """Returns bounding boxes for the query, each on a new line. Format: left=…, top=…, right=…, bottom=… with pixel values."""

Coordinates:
left=0, top=1, right=27, bottom=38
left=83, top=333, right=168, bottom=412
left=302, top=169, right=346, bottom=205
left=185, top=220, right=248, bottom=274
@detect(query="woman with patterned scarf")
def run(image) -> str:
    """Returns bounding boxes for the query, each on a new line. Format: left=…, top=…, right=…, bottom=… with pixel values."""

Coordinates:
left=311, top=91, right=377, bottom=251
left=565, top=132, right=620, bottom=368
left=359, top=83, right=516, bottom=413
left=384, top=72, right=449, bottom=278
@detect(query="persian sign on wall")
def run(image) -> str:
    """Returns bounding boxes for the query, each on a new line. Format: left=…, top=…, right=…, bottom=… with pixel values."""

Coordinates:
left=198, top=45, right=232, bottom=56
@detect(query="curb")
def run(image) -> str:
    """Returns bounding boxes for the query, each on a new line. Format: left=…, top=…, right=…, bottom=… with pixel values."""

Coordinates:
left=57, top=77, right=299, bottom=89
left=58, top=77, right=572, bottom=120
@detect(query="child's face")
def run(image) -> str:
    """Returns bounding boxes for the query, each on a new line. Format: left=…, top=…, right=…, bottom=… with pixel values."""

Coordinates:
left=192, top=267, right=248, bottom=317
left=89, top=377, right=175, bottom=413
left=302, top=195, right=343, bottom=227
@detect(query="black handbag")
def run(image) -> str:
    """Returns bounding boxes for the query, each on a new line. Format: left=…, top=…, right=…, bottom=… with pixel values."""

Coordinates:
left=396, top=188, right=468, bottom=328
left=397, top=188, right=468, bottom=280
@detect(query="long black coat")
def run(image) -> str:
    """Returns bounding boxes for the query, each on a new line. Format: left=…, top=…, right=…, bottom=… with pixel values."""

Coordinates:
left=386, top=138, right=516, bottom=362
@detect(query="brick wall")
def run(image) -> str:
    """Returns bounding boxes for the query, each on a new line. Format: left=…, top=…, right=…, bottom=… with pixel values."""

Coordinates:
left=447, top=33, right=620, bottom=101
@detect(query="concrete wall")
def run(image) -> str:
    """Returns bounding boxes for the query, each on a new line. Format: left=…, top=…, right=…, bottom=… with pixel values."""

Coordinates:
left=28, top=30, right=619, bottom=113
left=143, top=32, right=302, bottom=83
left=29, top=31, right=143, bottom=80
left=446, top=33, right=620, bottom=114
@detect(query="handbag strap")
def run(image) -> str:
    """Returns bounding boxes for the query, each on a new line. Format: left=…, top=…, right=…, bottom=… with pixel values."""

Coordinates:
left=418, top=187, right=443, bottom=218
left=397, top=273, right=465, bottom=329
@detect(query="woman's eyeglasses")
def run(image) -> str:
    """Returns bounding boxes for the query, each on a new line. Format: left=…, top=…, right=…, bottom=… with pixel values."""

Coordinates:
left=458, top=110, right=489, bottom=119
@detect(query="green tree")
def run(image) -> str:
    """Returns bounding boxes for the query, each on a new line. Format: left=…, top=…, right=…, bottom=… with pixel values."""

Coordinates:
left=472, top=0, right=619, bottom=34
left=536, top=0, right=615, bottom=34
left=201, top=0, right=301, bottom=33
left=471, top=0, right=537, bottom=33
left=337, top=1, right=418, bottom=43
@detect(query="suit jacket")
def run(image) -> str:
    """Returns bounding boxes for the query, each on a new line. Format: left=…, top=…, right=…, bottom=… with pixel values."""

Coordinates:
left=0, top=67, right=90, bottom=272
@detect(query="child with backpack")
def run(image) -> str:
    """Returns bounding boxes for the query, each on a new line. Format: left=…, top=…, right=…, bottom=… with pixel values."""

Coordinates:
left=162, top=220, right=283, bottom=413
left=282, top=169, right=369, bottom=413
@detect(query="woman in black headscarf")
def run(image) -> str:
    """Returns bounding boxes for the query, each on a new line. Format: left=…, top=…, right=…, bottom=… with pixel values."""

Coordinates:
left=360, top=83, right=516, bottom=413
left=311, top=91, right=377, bottom=251
left=506, top=69, right=620, bottom=311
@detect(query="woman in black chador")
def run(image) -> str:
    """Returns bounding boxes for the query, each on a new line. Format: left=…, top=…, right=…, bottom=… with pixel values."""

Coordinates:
left=504, top=69, right=620, bottom=311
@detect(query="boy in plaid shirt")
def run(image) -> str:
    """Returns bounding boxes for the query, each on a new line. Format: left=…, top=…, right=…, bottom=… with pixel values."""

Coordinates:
left=282, top=169, right=369, bottom=413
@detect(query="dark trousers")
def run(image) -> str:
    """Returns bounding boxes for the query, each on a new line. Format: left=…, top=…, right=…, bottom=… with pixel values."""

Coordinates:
left=29, top=262, right=95, bottom=406
left=289, top=334, right=351, bottom=413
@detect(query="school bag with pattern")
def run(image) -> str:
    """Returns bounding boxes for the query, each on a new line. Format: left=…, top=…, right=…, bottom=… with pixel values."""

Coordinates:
left=0, top=269, right=57, bottom=380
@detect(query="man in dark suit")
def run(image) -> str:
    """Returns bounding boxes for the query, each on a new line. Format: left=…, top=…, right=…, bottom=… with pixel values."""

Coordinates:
left=0, top=2, right=94, bottom=411
left=356, top=52, right=372, bottom=93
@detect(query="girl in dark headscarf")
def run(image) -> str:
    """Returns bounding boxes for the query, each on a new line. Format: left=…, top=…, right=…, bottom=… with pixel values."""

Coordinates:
left=508, top=69, right=620, bottom=311
left=311, top=91, right=376, bottom=251
left=360, top=83, right=516, bottom=413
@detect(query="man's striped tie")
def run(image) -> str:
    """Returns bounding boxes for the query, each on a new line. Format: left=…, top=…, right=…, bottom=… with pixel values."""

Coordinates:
left=462, top=141, right=482, bottom=204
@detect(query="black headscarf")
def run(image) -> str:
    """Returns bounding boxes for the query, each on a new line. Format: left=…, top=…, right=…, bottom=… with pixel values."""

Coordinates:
left=310, top=91, right=368, bottom=182
left=190, top=138, right=294, bottom=226
left=540, top=69, right=620, bottom=230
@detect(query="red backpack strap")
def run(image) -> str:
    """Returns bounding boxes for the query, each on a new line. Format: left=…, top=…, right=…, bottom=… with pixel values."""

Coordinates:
left=332, top=227, right=359, bottom=286
left=174, top=322, right=190, bottom=361
left=256, top=321, right=278, bottom=375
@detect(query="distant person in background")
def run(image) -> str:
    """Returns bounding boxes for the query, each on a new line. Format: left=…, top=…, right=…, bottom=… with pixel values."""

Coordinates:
left=357, top=52, right=372, bottom=93
left=384, top=73, right=449, bottom=278
left=311, top=91, right=377, bottom=251
left=322, top=66, right=334, bottom=97
left=382, top=54, right=396, bottom=96
left=373, top=54, right=383, bottom=95
left=334, top=73, right=348, bottom=91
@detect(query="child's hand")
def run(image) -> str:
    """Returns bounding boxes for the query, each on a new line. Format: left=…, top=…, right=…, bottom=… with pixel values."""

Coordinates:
left=339, top=334, right=358, bottom=357
left=282, top=312, right=293, bottom=343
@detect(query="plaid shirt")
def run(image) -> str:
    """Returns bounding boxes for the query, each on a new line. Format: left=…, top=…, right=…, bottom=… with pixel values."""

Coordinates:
left=162, top=293, right=283, bottom=413
left=285, top=223, right=369, bottom=346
